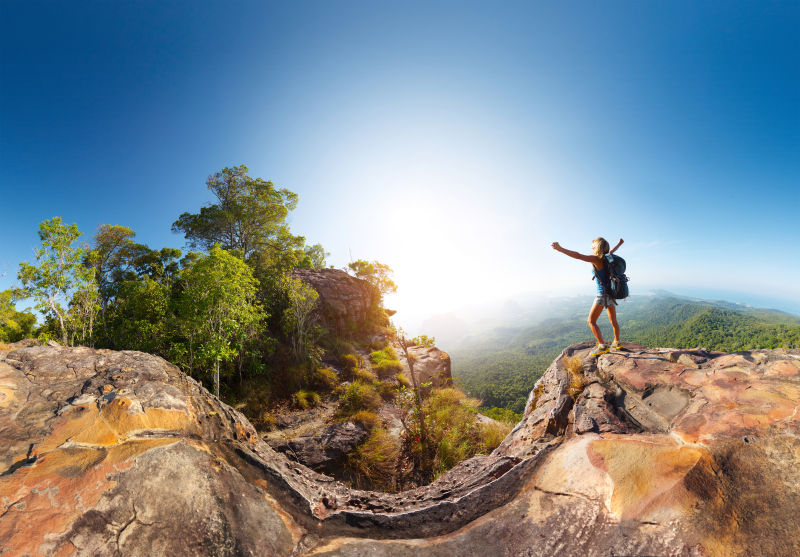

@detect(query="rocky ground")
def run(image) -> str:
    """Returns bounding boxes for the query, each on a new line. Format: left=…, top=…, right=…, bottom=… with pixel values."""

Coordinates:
left=1, top=340, right=799, bottom=556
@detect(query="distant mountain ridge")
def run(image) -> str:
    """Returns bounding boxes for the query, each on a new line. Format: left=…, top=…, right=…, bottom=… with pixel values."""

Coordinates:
left=441, top=292, right=800, bottom=412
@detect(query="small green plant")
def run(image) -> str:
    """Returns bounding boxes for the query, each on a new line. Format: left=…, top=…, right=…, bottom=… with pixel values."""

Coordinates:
left=396, top=372, right=411, bottom=388
left=292, top=389, right=321, bottom=410
left=337, top=381, right=382, bottom=417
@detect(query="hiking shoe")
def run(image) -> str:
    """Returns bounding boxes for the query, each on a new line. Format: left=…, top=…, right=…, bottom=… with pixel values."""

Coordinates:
left=610, top=341, right=622, bottom=351
left=590, top=344, right=610, bottom=356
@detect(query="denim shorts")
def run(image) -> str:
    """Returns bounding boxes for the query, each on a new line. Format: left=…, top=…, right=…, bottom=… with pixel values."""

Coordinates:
left=594, top=293, right=617, bottom=308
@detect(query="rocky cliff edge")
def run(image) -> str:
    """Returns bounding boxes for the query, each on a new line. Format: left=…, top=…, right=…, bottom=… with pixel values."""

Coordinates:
left=1, top=341, right=799, bottom=556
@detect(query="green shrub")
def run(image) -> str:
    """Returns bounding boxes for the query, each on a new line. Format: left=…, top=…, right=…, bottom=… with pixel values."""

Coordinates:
left=340, top=353, right=361, bottom=372
left=376, top=380, right=397, bottom=401
left=373, top=360, right=403, bottom=377
left=337, top=381, right=382, bottom=417
left=370, top=345, right=397, bottom=364
left=348, top=427, right=400, bottom=491
left=396, top=372, right=411, bottom=388
left=292, top=389, right=321, bottom=410
left=313, top=366, right=339, bottom=391
left=370, top=346, right=404, bottom=377
left=352, top=366, right=378, bottom=384
left=417, top=387, right=512, bottom=479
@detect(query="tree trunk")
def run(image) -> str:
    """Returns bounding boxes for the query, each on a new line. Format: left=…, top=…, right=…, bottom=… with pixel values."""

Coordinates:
left=50, top=298, right=68, bottom=345
left=215, top=359, right=220, bottom=398
left=399, top=335, right=431, bottom=479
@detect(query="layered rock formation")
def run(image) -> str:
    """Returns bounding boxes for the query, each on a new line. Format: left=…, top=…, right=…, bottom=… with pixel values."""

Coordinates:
left=2, top=341, right=799, bottom=556
left=292, top=269, right=379, bottom=333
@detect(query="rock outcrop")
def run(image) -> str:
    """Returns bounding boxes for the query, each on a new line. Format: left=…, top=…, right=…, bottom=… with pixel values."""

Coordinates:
left=293, top=269, right=379, bottom=334
left=2, top=341, right=799, bottom=556
left=269, top=421, right=369, bottom=476
left=395, top=342, right=452, bottom=389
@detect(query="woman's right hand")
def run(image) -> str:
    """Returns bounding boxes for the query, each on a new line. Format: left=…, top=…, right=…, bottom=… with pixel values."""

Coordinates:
left=551, top=242, right=561, bottom=251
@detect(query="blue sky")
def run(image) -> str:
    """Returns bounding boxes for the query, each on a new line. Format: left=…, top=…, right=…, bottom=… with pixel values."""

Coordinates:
left=2, top=1, right=799, bottom=328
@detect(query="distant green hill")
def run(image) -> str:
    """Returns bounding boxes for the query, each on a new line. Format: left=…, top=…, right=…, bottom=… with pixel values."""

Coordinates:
left=451, top=294, right=800, bottom=413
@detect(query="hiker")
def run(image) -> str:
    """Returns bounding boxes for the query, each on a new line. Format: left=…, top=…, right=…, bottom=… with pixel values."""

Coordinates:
left=551, top=237, right=624, bottom=356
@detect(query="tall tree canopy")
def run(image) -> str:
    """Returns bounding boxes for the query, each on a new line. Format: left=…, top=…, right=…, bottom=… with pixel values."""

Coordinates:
left=347, top=259, right=397, bottom=299
left=172, top=165, right=300, bottom=259
left=177, top=245, right=265, bottom=397
left=18, top=217, right=97, bottom=345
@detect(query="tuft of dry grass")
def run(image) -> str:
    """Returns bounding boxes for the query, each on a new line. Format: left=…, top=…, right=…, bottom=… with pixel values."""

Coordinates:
left=348, top=427, right=400, bottom=491
left=292, top=389, right=322, bottom=410
left=563, top=355, right=586, bottom=398
left=349, top=410, right=381, bottom=430
left=479, top=420, right=513, bottom=452
left=314, top=366, right=339, bottom=391
left=376, top=380, right=396, bottom=401
left=352, top=366, right=378, bottom=384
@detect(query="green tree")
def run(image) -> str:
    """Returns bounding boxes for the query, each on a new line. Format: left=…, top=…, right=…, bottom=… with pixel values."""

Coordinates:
left=0, top=288, right=36, bottom=342
left=298, top=243, right=330, bottom=269
left=18, top=217, right=97, bottom=345
left=347, top=259, right=397, bottom=299
left=85, top=224, right=136, bottom=316
left=282, top=276, right=320, bottom=362
left=105, top=276, right=171, bottom=355
left=177, top=245, right=265, bottom=397
left=397, top=330, right=432, bottom=480
left=172, top=164, right=300, bottom=259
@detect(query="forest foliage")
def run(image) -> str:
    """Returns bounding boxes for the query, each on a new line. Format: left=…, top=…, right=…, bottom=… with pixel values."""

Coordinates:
left=3, top=165, right=372, bottom=407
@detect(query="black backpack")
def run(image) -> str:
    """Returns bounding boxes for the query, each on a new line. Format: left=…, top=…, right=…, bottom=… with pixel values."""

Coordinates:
left=595, top=254, right=630, bottom=300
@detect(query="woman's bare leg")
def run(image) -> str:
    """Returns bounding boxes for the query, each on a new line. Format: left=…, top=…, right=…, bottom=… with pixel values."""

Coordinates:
left=587, top=303, right=605, bottom=345
left=607, top=305, right=620, bottom=343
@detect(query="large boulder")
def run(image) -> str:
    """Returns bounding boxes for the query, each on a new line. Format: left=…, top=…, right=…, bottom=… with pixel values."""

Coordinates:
left=2, top=341, right=799, bottom=556
left=269, top=420, right=369, bottom=475
left=394, top=342, right=452, bottom=388
left=292, top=268, right=379, bottom=334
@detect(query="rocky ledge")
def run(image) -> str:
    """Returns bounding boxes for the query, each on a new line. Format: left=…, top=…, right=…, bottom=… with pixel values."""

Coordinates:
left=1, top=341, right=799, bottom=556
